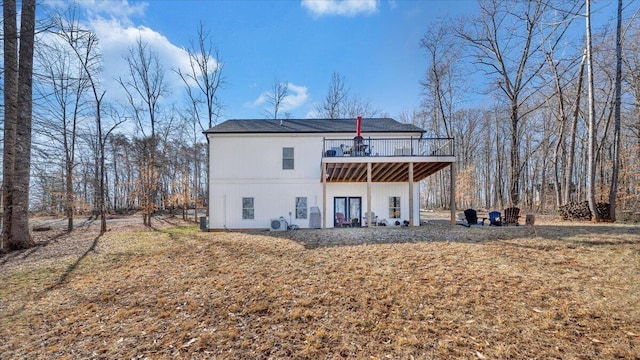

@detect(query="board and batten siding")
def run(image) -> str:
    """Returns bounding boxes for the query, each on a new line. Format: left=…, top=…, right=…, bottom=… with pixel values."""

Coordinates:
left=325, top=182, right=420, bottom=226
left=208, top=132, right=424, bottom=229
left=210, top=181, right=419, bottom=229
left=210, top=134, right=324, bottom=180
left=209, top=134, right=323, bottom=229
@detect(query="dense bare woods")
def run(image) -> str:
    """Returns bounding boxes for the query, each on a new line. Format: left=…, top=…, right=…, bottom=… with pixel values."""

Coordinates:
left=418, top=0, right=639, bottom=219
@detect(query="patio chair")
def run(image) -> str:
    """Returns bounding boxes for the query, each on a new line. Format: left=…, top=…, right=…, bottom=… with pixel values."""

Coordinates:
left=335, top=212, right=351, bottom=227
left=489, top=211, right=502, bottom=226
left=364, top=211, right=378, bottom=227
left=503, top=207, right=521, bottom=226
left=458, top=208, right=486, bottom=227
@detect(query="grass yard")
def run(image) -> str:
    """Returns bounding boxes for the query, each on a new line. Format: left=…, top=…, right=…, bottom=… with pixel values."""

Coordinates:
left=1, top=216, right=639, bottom=359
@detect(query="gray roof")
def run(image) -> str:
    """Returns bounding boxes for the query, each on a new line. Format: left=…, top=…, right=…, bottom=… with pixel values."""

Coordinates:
left=204, top=118, right=425, bottom=135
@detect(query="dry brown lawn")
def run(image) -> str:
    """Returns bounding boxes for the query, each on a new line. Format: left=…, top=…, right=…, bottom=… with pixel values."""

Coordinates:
left=1, top=215, right=639, bottom=359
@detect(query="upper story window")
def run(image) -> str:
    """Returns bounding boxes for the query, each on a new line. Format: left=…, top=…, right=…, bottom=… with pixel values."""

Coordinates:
left=283, top=147, right=294, bottom=170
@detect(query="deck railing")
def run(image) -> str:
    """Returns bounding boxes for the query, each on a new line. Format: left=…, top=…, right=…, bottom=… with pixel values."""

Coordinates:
left=322, top=137, right=454, bottom=158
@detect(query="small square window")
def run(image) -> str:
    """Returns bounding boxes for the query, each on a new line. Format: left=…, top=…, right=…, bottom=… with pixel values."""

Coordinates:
left=389, top=196, right=400, bottom=219
left=283, top=147, right=294, bottom=170
left=295, top=197, right=307, bottom=219
left=242, top=197, right=254, bottom=220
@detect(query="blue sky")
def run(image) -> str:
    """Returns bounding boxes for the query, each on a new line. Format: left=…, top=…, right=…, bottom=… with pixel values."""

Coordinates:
left=43, top=0, right=623, bottom=122
left=138, top=0, right=475, bottom=119
left=42, top=0, right=475, bottom=121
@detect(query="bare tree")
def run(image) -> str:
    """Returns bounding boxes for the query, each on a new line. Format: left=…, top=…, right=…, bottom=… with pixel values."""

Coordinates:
left=543, top=45, right=586, bottom=208
left=608, top=0, right=623, bottom=221
left=119, top=37, right=167, bottom=227
left=54, top=9, right=124, bottom=233
left=343, top=95, right=381, bottom=119
left=316, top=71, right=379, bottom=119
left=420, top=20, right=461, bottom=138
left=316, top=72, right=348, bottom=119
left=2, top=0, right=37, bottom=251
left=176, top=22, right=224, bottom=223
left=34, top=38, right=89, bottom=232
left=564, top=50, right=587, bottom=206
left=3, top=0, right=20, bottom=251
left=262, top=78, right=288, bottom=119
left=585, top=0, right=600, bottom=221
left=457, top=0, right=583, bottom=206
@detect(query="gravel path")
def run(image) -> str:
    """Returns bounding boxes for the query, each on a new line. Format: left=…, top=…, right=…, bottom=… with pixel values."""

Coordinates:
left=246, top=221, right=533, bottom=249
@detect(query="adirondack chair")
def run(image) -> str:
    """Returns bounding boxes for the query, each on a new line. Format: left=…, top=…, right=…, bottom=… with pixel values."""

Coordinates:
left=503, top=207, right=521, bottom=226
left=364, top=211, right=378, bottom=227
left=335, top=212, right=351, bottom=227
left=489, top=211, right=502, bottom=226
left=458, top=208, right=486, bottom=227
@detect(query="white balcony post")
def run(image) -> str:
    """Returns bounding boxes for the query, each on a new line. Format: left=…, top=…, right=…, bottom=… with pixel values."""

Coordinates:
left=409, top=162, right=414, bottom=226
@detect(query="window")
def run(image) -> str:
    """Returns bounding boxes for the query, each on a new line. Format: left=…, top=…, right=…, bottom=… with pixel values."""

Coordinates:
left=295, top=197, right=307, bottom=219
left=283, top=147, right=294, bottom=170
left=242, top=197, right=254, bottom=220
left=389, top=196, right=401, bottom=219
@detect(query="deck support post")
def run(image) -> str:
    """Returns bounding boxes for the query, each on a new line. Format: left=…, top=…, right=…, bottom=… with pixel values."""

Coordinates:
left=367, top=162, right=372, bottom=227
left=409, top=162, right=414, bottom=226
left=322, top=162, right=327, bottom=229
left=450, top=162, right=456, bottom=225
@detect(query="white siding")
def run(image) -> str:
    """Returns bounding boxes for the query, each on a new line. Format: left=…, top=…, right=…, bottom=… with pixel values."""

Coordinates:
left=210, top=134, right=324, bottom=181
left=325, top=182, right=419, bottom=227
left=210, top=181, right=420, bottom=229
left=207, top=131, right=424, bottom=229
left=210, top=182, right=323, bottom=229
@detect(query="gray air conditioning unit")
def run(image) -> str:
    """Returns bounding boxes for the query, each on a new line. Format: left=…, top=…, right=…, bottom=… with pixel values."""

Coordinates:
left=270, top=217, right=288, bottom=231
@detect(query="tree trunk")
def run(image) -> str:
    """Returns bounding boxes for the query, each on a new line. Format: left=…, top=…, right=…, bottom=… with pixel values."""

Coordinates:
left=495, top=113, right=504, bottom=210
left=585, top=0, right=600, bottom=221
left=98, top=99, right=107, bottom=233
left=11, top=0, right=37, bottom=249
left=564, top=50, right=587, bottom=205
left=509, top=100, right=520, bottom=206
left=546, top=51, right=567, bottom=209
left=66, top=158, right=74, bottom=232
left=2, top=0, right=19, bottom=251
left=608, top=0, right=623, bottom=222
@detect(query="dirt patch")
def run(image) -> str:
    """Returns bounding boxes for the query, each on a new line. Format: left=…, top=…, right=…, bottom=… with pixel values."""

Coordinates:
left=1, top=214, right=639, bottom=359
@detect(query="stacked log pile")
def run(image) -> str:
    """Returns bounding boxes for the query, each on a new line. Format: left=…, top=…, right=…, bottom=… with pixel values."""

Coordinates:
left=558, top=201, right=611, bottom=221
left=596, top=202, right=610, bottom=219
left=559, top=201, right=592, bottom=221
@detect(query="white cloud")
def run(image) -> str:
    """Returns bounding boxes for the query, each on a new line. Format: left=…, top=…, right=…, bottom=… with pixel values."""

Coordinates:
left=83, top=0, right=147, bottom=25
left=248, top=83, right=309, bottom=114
left=301, top=0, right=378, bottom=17
left=45, top=0, right=148, bottom=25
left=86, top=17, right=193, bottom=104
left=252, top=93, right=268, bottom=107
left=42, top=1, right=206, bottom=106
left=281, top=83, right=309, bottom=111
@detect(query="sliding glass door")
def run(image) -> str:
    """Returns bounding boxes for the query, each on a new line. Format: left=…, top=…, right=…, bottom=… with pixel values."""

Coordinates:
left=334, top=197, right=362, bottom=227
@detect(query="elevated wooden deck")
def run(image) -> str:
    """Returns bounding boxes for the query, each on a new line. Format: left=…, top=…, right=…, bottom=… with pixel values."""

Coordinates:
left=321, top=137, right=455, bottom=182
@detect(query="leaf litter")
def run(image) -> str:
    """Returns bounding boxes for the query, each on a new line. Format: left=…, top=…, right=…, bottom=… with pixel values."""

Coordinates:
left=1, top=214, right=639, bottom=359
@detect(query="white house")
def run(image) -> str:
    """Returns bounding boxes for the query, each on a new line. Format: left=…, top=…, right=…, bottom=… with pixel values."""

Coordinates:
left=204, top=118, right=456, bottom=230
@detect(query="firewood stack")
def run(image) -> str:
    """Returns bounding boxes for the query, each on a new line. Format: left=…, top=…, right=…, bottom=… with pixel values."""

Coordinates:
left=558, top=201, right=611, bottom=221
left=596, top=202, right=610, bottom=219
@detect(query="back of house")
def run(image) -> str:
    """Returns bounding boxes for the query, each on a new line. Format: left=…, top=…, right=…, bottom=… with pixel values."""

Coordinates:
left=204, top=118, right=455, bottom=230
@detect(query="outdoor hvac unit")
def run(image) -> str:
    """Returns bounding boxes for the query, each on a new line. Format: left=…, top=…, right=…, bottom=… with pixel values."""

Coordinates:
left=270, top=217, right=288, bottom=231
